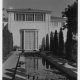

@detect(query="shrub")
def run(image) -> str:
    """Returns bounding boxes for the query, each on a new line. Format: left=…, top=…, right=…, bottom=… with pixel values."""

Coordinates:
left=65, top=28, right=73, bottom=60
left=58, top=28, right=64, bottom=57
left=3, top=24, right=13, bottom=57
left=46, top=34, right=49, bottom=51
left=53, top=30, right=58, bottom=55
left=50, top=32, right=53, bottom=51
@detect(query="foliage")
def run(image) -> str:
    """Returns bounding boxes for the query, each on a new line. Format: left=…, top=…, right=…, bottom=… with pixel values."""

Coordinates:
left=46, top=34, right=49, bottom=51
left=3, top=24, right=13, bottom=57
left=65, top=28, right=73, bottom=60
left=58, top=28, right=64, bottom=57
left=41, top=37, right=46, bottom=51
left=62, top=0, right=78, bottom=34
left=53, top=30, right=58, bottom=55
left=71, top=40, right=77, bottom=62
left=50, top=32, right=53, bottom=51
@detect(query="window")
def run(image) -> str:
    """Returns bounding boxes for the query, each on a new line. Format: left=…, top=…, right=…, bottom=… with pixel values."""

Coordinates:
left=54, top=21, right=58, bottom=26
left=15, top=14, right=25, bottom=21
left=26, top=14, right=34, bottom=21
left=35, top=14, right=43, bottom=21
left=14, top=13, right=45, bottom=21
left=62, top=22, right=65, bottom=26
left=58, top=22, right=61, bottom=26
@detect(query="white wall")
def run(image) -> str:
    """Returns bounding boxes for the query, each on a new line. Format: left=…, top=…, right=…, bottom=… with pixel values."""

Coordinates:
left=8, top=11, right=67, bottom=50
left=8, top=12, right=50, bottom=49
left=11, top=22, right=46, bottom=47
left=49, top=21, right=67, bottom=42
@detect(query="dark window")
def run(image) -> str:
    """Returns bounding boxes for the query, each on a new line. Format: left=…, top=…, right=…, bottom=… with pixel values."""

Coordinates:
left=15, top=14, right=25, bottom=21
left=54, top=21, right=58, bottom=26
left=35, top=14, right=43, bottom=21
left=26, top=14, right=34, bottom=21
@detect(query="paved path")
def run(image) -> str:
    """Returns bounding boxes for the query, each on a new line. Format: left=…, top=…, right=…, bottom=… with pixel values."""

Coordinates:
left=14, top=55, right=26, bottom=80
left=3, top=51, right=21, bottom=80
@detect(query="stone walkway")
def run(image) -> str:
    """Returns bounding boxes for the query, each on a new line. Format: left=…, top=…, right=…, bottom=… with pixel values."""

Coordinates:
left=3, top=51, right=77, bottom=80
left=14, top=55, right=26, bottom=80
left=3, top=51, right=21, bottom=80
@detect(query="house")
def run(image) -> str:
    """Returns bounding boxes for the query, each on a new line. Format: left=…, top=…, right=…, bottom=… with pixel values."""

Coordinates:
left=3, top=17, right=8, bottom=27
left=7, top=8, right=67, bottom=51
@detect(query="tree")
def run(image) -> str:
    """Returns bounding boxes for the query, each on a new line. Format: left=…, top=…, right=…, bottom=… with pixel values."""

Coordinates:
left=41, top=37, right=46, bottom=51
left=50, top=32, right=53, bottom=51
left=58, top=28, right=64, bottom=57
left=46, top=34, right=49, bottom=51
left=3, top=24, right=13, bottom=57
left=71, top=40, right=77, bottom=63
left=53, top=30, right=58, bottom=55
left=62, top=0, right=78, bottom=35
left=65, top=28, right=73, bottom=60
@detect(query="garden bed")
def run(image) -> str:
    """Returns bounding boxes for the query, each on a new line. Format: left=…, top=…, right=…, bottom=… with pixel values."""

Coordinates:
left=41, top=51, right=77, bottom=68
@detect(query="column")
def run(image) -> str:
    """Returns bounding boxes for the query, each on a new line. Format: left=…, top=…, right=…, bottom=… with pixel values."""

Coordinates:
left=34, top=14, right=35, bottom=21
left=25, top=14, right=26, bottom=21
left=24, top=30, right=25, bottom=50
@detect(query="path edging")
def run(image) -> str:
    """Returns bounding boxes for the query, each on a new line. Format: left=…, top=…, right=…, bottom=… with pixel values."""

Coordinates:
left=40, top=52, right=77, bottom=79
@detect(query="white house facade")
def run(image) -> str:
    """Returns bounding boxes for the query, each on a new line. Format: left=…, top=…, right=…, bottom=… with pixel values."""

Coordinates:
left=7, top=8, right=67, bottom=51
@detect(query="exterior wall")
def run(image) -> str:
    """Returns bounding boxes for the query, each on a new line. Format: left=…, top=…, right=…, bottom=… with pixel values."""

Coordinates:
left=8, top=12, right=50, bottom=50
left=3, top=22, right=8, bottom=27
left=8, top=11, right=67, bottom=50
left=49, top=21, right=67, bottom=42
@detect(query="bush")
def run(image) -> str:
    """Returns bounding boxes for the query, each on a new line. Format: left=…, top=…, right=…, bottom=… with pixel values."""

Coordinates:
left=46, top=34, right=49, bottom=51
left=65, top=28, right=73, bottom=60
left=58, top=28, right=64, bottom=57
left=53, top=30, right=58, bottom=55
left=3, top=24, right=13, bottom=57
left=71, top=40, right=77, bottom=63
left=50, top=32, right=53, bottom=51
left=41, top=37, right=46, bottom=51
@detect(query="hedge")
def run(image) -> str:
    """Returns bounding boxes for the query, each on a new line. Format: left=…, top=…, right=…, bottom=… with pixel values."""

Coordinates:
left=3, top=24, right=13, bottom=57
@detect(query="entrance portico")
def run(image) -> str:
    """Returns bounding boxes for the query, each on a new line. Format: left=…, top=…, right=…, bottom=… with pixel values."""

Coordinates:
left=20, top=29, right=38, bottom=51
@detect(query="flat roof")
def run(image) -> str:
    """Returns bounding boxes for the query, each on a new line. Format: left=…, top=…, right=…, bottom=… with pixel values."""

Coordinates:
left=7, top=8, right=52, bottom=13
left=51, top=16, right=67, bottom=22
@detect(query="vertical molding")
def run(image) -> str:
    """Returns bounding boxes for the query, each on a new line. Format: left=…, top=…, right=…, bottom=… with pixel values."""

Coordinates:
left=43, top=14, right=44, bottom=22
left=34, top=30, right=36, bottom=50
left=20, top=31, right=21, bottom=49
left=37, top=31, right=39, bottom=50
left=24, top=30, right=25, bottom=50
left=14, top=13, right=15, bottom=21
left=10, top=13, right=11, bottom=32
left=34, top=14, right=35, bottom=21
left=25, top=14, right=26, bottom=21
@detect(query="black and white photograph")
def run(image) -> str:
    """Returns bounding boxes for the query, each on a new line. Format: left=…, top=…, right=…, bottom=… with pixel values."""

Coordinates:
left=2, top=0, right=78, bottom=80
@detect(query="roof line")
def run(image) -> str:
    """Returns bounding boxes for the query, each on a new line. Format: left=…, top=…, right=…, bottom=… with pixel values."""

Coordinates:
left=6, top=8, right=52, bottom=13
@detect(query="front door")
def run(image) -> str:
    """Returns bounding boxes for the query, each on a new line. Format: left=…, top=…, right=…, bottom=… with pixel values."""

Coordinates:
left=20, top=30, right=38, bottom=50
left=25, top=31, right=35, bottom=50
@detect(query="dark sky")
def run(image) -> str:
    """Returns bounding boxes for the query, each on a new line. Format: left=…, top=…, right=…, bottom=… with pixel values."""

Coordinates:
left=3, top=0, right=76, bottom=17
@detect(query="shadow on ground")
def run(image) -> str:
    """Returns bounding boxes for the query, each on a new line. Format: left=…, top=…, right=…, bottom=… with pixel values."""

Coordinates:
left=3, top=77, right=11, bottom=80
left=3, top=67, right=26, bottom=80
